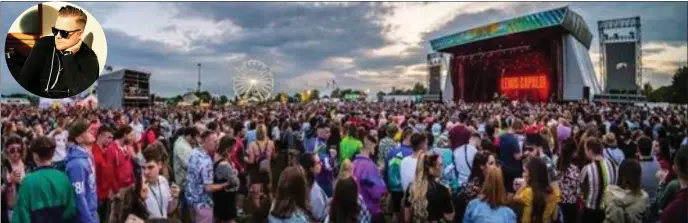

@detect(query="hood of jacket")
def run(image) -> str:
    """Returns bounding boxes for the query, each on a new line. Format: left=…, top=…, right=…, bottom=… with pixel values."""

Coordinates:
left=605, top=185, right=648, bottom=208
left=67, top=144, right=91, bottom=161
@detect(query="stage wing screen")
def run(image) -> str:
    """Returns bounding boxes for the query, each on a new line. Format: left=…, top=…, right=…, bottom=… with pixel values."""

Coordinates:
left=605, top=42, right=637, bottom=92
left=429, top=66, right=442, bottom=94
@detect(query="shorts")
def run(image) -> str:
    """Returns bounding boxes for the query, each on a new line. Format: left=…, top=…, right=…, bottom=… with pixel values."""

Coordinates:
left=193, top=207, right=213, bottom=223
left=390, top=191, right=404, bottom=212
left=238, top=172, right=249, bottom=195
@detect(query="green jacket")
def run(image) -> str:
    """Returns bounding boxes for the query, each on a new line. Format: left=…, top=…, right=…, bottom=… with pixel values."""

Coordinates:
left=12, top=166, right=76, bottom=223
left=339, top=136, right=363, bottom=163
left=657, top=179, right=681, bottom=212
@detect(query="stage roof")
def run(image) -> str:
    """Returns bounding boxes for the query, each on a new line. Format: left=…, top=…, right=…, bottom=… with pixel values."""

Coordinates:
left=430, top=7, right=593, bottom=51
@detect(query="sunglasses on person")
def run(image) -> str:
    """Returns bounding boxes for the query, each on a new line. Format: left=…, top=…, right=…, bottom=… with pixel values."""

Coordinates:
left=52, top=27, right=81, bottom=38
left=6, top=146, right=22, bottom=154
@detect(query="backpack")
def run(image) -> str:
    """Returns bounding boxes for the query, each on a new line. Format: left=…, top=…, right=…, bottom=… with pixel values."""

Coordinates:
left=434, top=148, right=460, bottom=191
left=386, top=151, right=405, bottom=192
left=256, top=141, right=271, bottom=173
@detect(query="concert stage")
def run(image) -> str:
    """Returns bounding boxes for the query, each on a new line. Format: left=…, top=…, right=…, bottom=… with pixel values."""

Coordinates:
left=431, top=7, right=603, bottom=102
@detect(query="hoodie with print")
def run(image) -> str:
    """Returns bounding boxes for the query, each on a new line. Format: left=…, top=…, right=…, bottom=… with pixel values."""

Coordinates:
left=65, top=145, right=98, bottom=223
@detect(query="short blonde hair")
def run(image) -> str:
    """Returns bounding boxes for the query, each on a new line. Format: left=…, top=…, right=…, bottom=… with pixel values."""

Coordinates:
left=58, top=5, right=87, bottom=27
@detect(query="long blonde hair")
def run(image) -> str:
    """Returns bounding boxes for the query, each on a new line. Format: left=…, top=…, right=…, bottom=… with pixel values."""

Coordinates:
left=409, top=152, right=442, bottom=219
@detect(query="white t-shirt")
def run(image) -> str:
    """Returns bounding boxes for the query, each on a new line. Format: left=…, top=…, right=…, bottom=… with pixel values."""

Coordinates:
left=131, top=122, right=144, bottom=141
left=146, top=176, right=171, bottom=219
left=400, top=156, right=418, bottom=192
left=453, top=144, right=478, bottom=185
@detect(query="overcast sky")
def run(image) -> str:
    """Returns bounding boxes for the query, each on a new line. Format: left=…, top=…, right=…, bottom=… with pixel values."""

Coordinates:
left=2, top=2, right=686, bottom=97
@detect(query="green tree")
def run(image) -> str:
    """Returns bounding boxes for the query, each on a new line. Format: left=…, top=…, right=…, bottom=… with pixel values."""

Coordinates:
left=294, top=93, right=302, bottom=102
left=219, top=95, right=228, bottom=105
left=412, top=82, right=427, bottom=95
left=642, top=82, right=653, bottom=97
left=331, top=88, right=341, bottom=99
left=670, top=65, right=688, bottom=104
left=649, top=86, right=672, bottom=102
left=310, top=89, right=320, bottom=100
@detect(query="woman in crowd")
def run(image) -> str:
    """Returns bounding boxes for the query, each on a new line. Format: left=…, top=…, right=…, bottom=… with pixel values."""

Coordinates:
left=581, top=138, right=618, bottom=223
left=514, top=157, right=561, bottom=223
left=268, top=166, right=312, bottom=223
left=463, top=166, right=517, bottom=223
left=455, top=151, right=497, bottom=221
left=213, top=136, right=240, bottom=223
left=299, top=153, right=328, bottom=222
left=109, top=174, right=150, bottom=223
left=556, top=139, right=582, bottom=223
left=403, top=152, right=454, bottom=222
left=2, top=135, right=29, bottom=220
left=247, top=124, right=276, bottom=204
left=325, top=176, right=371, bottom=223
left=602, top=159, right=648, bottom=223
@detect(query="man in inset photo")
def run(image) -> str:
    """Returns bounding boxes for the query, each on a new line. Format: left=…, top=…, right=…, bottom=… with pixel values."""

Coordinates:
left=18, top=5, right=99, bottom=98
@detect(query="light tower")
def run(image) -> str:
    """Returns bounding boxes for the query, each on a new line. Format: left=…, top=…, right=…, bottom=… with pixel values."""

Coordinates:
left=197, top=63, right=202, bottom=93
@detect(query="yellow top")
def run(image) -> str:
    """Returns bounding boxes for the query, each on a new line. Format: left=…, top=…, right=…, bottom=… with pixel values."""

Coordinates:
left=514, top=186, right=561, bottom=223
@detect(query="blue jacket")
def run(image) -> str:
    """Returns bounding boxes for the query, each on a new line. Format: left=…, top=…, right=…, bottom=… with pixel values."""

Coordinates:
left=65, top=145, right=98, bottom=223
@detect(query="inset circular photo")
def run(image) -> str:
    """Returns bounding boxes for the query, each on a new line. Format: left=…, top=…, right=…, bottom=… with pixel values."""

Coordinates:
left=4, top=2, right=107, bottom=99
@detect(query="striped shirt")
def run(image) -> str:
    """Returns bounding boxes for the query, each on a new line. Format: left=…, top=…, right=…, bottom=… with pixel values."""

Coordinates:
left=581, top=159, right=617, bottom=209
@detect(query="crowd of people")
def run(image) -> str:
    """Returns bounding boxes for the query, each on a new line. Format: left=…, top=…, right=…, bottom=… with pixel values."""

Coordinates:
left=1, top=100, right=687, bottom=223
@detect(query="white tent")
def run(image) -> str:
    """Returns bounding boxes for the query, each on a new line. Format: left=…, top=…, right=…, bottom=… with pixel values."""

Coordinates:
left=38, top=98, right=74, bottom=109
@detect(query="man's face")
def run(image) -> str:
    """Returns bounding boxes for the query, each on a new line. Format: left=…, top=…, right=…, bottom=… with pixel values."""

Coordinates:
left=77, top=131, right=96, bottom=145
left=318, top=128, right=331, bottom=140
left=53, top=16, right=83, bottom=50
left=143, top=161, right=161, bottom=181
left=524, top=144, right=541, bottom=157
left=97, top=132, right=113, bottom=146
left=124, top=131, right=136, bottom=144
left=203, top=133, right=219, bottom=153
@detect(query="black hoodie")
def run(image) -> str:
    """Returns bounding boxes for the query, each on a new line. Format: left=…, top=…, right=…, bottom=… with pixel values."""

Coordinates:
left=18, top=36, right=99, bottom=98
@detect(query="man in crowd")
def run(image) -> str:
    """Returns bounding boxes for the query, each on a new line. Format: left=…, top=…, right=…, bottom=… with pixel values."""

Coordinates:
left=500, top=119, right=526, bottom=193
left=12, top=136, right=76, bottom=223
left=174, top=127, right=199, bottom=187
left=185, top=131, right=232, bottom=222
left=449, top=112, right=471, bottom=150
left=17, top=5, right=99, bottom=98
left=454, top=133, right=480, bottom=185
left=661, top=145, right=688, bottom=223
left=400, top=132, right=429, bottom=192
left=523, top=133, right=557, bottom=182
left=65, top=120, right=98, bottom=223
left=353, top=135, right=387, bottom=222
left=143, top=143, right=180, bottom=220
left=106, top=126, right=136, bottom=195
left=384, top=127, right=414, bottom=223
left=339, top=123, right=362, bottom=163
left=311, top=123, right=336, bottom=197
left=91, top=126, right=114, bottom=222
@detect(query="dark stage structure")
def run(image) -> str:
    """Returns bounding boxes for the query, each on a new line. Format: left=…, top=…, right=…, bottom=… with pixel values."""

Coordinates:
left=430, top=7, right=603, bottom=102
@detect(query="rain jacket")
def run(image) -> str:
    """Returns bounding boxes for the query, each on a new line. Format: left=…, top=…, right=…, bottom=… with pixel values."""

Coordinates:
left=65, top=145, right=98, bottom=223
left=602, top=185, right=649, bottom=223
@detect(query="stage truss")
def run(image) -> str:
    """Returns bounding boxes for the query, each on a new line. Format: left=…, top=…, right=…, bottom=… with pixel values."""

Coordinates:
left=598, top=16, right=642, bottom=92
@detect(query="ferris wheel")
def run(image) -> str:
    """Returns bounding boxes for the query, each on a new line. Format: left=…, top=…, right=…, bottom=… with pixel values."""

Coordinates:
left=233, top=60, right=274, bottom=101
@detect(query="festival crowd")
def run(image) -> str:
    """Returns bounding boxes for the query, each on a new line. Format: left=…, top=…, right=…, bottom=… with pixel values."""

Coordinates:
left=1, top=100, right=687, bottom=223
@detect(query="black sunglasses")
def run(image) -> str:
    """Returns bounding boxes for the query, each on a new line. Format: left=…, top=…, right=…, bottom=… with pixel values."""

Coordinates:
left=52, top=27, right=81, bottom=38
